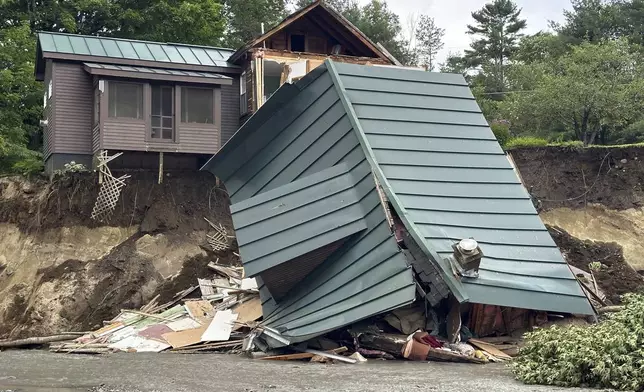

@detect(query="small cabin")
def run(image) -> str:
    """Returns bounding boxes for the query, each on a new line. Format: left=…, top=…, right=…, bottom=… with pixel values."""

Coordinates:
left=34, top=0, right=397, bottom=174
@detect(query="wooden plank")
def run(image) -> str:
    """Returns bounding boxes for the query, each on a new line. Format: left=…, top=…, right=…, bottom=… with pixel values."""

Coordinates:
left=161, top=325, right=208, bottom=349
left=232, top=297, right=263, bottom=326
left=260, top=346, right=348, bottom=361
left=468, top=338, right=513, bottom=360
left=184, top=300, right=215, bottom=319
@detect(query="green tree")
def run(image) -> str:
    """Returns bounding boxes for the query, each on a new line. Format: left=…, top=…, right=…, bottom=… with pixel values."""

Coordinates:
left=115, top=0, right=226, bottom=46
left=465, top=0, right=527, bottom=94
left=222, top=0, right=290, bottom=48
left=554, top=0, right=620, bottom=44
left=415, top=15, right=445, bottom=71
left=513, top=32, right=570, bottom=63
left=502, top=39, right=642, bottom=145
left=0, top=23, right=43, bottom=174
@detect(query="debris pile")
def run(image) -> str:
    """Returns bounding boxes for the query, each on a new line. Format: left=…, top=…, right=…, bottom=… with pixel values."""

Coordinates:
left=47, top=262, right=261, bottom=354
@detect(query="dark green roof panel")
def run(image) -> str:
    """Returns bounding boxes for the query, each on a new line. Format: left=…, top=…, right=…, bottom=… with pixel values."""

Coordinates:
left=329, top=60, right=593, bottom=315
left=37, top=32, right=237, bottom=69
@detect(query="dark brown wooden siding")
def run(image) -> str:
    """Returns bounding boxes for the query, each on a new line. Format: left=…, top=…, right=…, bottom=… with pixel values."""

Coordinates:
left=221, top=77, right=240, bottom=145
left=43, top=60, right=55, bottom=159
left=53, top=62, right=93, bottom=155
left=102, top=119, right=147, bottom=151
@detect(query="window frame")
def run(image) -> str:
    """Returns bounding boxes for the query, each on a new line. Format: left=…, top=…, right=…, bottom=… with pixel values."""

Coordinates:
left=107, top=81, right=144, bottom=120
left=149, top=84, right=176, bottom=143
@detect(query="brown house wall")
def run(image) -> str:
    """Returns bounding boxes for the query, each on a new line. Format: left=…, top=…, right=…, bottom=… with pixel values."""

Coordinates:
left=43, top=60, right=55, bottom=159
left=53, top=62, right=94, bottom=155
left=221, top=76, right=240, bottom=145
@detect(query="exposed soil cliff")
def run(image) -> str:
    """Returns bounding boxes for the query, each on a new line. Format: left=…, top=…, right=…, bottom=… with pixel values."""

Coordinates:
left=0, top=171, right=235, bottom=339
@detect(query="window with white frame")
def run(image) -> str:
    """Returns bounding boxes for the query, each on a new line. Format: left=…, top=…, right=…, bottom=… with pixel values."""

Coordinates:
left=240, top=71, right=248, bottom=115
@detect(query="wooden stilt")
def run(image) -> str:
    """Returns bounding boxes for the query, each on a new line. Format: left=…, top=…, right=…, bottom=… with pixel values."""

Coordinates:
left=158, top=151, right=164, bottom=184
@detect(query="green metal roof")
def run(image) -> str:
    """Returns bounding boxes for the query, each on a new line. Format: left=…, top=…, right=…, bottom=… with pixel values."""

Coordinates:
left=37, top=32, right=237, bottom=68
left=203, top=66, right=415, bottom=345
left=202, top=60, right=593, bottom=347
left=83, top=62, right=233, bottom=81
left=327, top=61, right=593, bottom=315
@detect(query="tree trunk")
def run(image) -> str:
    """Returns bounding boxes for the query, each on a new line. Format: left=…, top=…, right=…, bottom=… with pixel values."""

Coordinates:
left=581, top=109, right=590, bottom=146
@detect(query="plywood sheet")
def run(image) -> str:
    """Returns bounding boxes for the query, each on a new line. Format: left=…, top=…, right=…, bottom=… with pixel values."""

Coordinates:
left=232, top=297, right=262, bottom=325
left=162, top=325, right=208, bottom=349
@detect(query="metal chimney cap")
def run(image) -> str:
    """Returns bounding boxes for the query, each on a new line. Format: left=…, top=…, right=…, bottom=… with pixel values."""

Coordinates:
left=459, top=238, right=478, bottom=252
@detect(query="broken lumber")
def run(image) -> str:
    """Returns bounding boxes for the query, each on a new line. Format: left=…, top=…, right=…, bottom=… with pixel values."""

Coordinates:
left=0, top=334, right=82, bottom=348
left=427, top=347, right=486, bottom=364
left=260, top=347, right=348, bottom=361
left=357, top=333, right=406, bottom=357
left=468, top=338, right=512, bottom=360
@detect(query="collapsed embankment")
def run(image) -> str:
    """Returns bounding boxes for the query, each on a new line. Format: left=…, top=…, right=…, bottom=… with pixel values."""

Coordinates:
left=511, top=147, right=644, bottom=302
left=0, top=171, right=235, bottom=339
left=2, top=147, right=644, bottom=338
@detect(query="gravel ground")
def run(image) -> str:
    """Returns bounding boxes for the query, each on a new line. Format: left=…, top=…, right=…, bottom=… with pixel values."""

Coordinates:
left=0, top=350, right=601, bottom=392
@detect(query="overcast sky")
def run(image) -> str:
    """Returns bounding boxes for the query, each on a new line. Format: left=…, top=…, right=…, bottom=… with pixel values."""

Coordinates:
left=357, top=0, right=573, bottom=64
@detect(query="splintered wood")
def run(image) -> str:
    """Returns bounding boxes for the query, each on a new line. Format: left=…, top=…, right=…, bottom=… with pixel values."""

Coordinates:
left=204, top=217, right=232, bottom=251
left=91, top=151, right=130, bottom=222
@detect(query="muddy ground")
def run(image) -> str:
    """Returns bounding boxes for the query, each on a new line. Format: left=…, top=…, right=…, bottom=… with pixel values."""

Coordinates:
left=0, top=171, right=237, bottom=339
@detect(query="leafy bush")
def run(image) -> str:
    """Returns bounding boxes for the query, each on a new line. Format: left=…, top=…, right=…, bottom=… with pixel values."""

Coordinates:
left=490, top=122, right=511, bottom=147
left=53, top=161, right=89, bottom=177
left=610, top=120, right=644, bottom=145
left=504, top=136, right=548, bottom=149
left=512, top=294, right=644, bottom=391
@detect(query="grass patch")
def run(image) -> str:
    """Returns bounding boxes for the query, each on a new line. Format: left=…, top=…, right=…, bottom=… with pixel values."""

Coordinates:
left=505, top=136, right=549, bottom=149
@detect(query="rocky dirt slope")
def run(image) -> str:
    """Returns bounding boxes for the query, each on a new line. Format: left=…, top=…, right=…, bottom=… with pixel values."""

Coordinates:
left=0, top=171, right=235, bottom=339
left=511, top=147, right=644, bottom=302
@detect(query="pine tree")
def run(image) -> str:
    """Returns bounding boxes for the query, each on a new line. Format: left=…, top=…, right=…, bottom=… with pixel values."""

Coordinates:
left=465, top=0, right=526, bottom=93
left=415, top=15, right=445, bottom=71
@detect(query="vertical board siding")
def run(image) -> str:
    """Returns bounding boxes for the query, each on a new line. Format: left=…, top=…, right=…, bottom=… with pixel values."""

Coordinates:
left=53, top=62, right=93, bottom=154
left=220, top=77, right=240, bottom=145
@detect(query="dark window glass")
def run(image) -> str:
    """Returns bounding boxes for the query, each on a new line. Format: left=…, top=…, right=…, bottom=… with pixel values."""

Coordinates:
left=108, top=82, right=142, bottom=118
left=181, top=87, right=213, bottom=124
left=290, top=34, right=305, bottom=52
left=151, top=85, right=174, bottom=140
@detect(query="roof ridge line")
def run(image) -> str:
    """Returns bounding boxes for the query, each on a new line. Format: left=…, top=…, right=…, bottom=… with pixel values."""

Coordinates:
left=324, top=58, right=469, bottom=303
left=36, top=31, right=235, bottom=52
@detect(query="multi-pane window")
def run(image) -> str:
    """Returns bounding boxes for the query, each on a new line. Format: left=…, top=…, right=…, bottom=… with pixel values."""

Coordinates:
left=151, top=85, right=174, bottom=140
left=181, top=87, right=213, bottom=124
left=108, top=82, right=142, bottom=118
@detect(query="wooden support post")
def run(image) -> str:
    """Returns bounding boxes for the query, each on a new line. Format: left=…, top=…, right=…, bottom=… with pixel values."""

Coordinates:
left=158, top=152, right=164, bottom=184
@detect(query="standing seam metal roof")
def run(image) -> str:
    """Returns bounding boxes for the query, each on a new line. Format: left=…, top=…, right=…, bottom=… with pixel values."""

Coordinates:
left=325, top=60, right=593, bottom=315
left=37, top=32, right=237, bottom=69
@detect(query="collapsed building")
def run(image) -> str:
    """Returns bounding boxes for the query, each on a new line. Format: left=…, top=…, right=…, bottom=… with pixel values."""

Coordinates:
left=202, top=60, right=594, bottom=348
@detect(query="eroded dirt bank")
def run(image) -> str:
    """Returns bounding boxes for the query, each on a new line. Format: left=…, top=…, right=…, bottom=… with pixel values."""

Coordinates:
left=512, top=147, right=644, bottom=273
left=0, top=171, right=235, bottom=339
